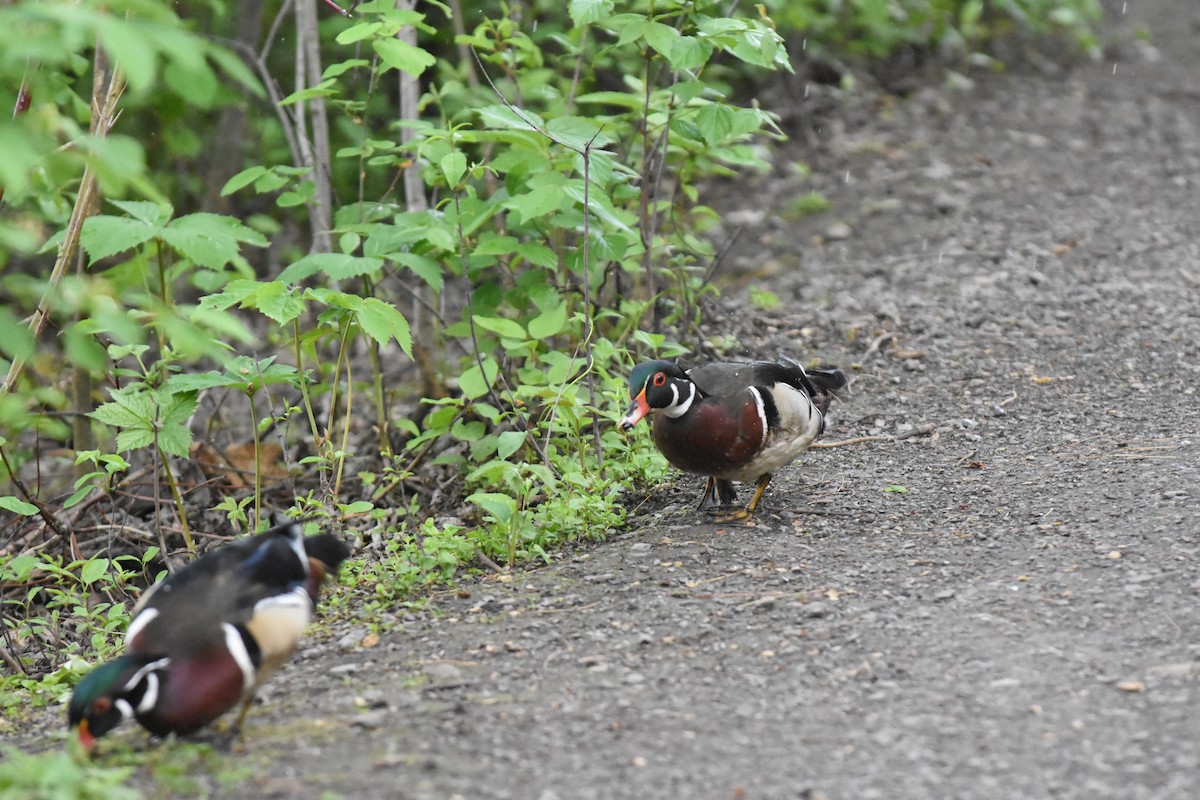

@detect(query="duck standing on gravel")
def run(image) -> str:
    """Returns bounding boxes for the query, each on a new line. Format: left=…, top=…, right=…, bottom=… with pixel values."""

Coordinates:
left=68, top=522, right=349, bottom=749
left=619, top=357, right=847, bottom=521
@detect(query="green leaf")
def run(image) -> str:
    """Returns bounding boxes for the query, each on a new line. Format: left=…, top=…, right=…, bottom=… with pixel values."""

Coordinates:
left=356, top=298, right=413, bottom=356
left=451, top=419, right=486, bottom=442
left=222, top=167, right=268, bottom=197
left=390, top=252, right=444, bottom=292
left=568, top=0, right=614, bottom=26
left=250, top=280, right=305, bottom=325
left=515, top=242, right=558, bottom=270
left=373, top=37, right=436, bottom=77
left=496, top=430, right=526, bottom=460
left=472, top=315, right=527, bottom=340
left=80, top=215, right=160, bottom=260
left=338, top=500, right=375, bottom=515
left=884, top=485, right=909, bottom=494
left=459, top=357, right=499, bottom=400
left=89, top=392, right=154, bottom=429
left=164, top=371, right=242, bottom=393
left=477, top=105, right=544, bottom=131
left=279, top=253, right=385, bottom=283
left=336, top=21, right=383, bottom=44
left=80, top=558, right=110, bottom=587
left=440, top=151, right=467, bottom=187
left=642, top=21, right=680, bottom=58
left=695, top=103, right=735, bottom=146
left=474, top=234, right=520, bottom=257
left=527, top=302, right=568, bottom=339
left=0, top=306, right=34, bottom=361
left=504, top=185, right=567, bottom=224
left=116, top=428, right=155, bottom=453
left=669, top=36, right=713, bottom=71
left=544, top=116, right=611, bottom=151
left=466, top=491, right=516, bottom=524
left=161, top=213, right=267, bottom=268
left=0, top=496, right=39, bottom=516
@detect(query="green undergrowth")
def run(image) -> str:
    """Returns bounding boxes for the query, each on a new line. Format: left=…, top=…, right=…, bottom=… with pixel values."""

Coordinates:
left=0, top=0, right=1103, bottom=785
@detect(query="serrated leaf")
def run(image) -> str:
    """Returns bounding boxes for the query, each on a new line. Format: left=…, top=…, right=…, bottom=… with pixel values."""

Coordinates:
left=0, top=496, right=39, bottom=516
left=108, top=200, right=172, bottom=226
left=696, top=103, right=735, bottom=146
left=156, top=424, right=193, bottom=458
left=642, top=21, right=680, bottom=58
left=164, top=371, right=242, bottom=392
left=279, top=253, right=384, bottom=283
left=527, top=302, right=568, bottom=339
left=504, top=185, right=567, bottom=224
left=669, top=36, right=713, bottom=71
left=424, top=225, right=456, bottom=252
left=515, top=243, right=558, bottom=270
left=544, top=116, right=611, bottom=151
left=115, top=428, right=155, bottom=453
left=89, top=396, right=152, bottom=428
left=161, top=213, right=267, bottom=268
left=472, top=315, right=527, bottom=340
left=373, top=37, right=436, bottom=77
left=474, top=234, right=521, bottom=256
left=477, top=104, right=544, bottom=131
left=390, top=252, right=444, bottom=292
left=356, top=298, right=413, bottom=356
left=159, top=391, right=198, bottom=427
left=568, top=0, right=613, bottom=26
left=496, top=430, right=526, bottom=460
left=80, top=215, right=160, bottom=260
left=252, top=281, right=305, bottom=325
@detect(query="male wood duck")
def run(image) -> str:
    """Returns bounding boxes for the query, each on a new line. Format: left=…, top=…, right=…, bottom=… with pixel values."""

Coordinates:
left=619, top=357, right=847, bottom=521
left=68, top=522, right=349, bottom=749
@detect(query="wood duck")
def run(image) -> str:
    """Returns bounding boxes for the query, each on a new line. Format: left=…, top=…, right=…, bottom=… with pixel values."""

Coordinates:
left=619, top=357, right=847, bottom=521
left=68, top=522, right=349, bottom=749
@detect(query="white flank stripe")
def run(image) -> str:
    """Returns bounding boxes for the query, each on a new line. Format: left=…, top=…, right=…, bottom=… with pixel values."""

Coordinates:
left=747, top=387, right=768, bottom=448
left=222, top=623, right=258, bottom=691
left=124, top=608, right=158, bottom=647
left=284, top=524, right=310, bottom=577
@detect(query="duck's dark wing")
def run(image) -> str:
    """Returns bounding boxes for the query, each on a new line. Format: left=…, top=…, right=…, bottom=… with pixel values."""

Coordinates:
left=126, top=524, right=313, bottom=658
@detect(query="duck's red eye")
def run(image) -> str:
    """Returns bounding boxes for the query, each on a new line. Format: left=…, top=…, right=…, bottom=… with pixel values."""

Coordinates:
left=92, top=697, right=111, bottom=714
left=652, top=372, right=667, bottom=387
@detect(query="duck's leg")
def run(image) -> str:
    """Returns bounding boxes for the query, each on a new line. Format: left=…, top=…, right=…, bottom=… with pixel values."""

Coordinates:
left=715, top=473, right=772, bottom=523
left=699, top=478, right=739, bottom=510
left=743, top=473, right=772, bottom=514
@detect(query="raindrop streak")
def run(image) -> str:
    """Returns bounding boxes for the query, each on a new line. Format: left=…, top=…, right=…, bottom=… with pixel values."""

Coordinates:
left=803, top=38, right=808, bottom=51
left=844, top=171, right=851, bottom=184
left=1121, top=2, right=1127, bottom=13
left=1113, top=64, right=1118, bottom=75
left=804, top=84, right=811, bottom=98
left=938, top=251, right=945, bottom=264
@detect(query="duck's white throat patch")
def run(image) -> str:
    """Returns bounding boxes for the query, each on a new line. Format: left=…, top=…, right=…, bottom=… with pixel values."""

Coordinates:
left=663, top=382, right=697, bottom=418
